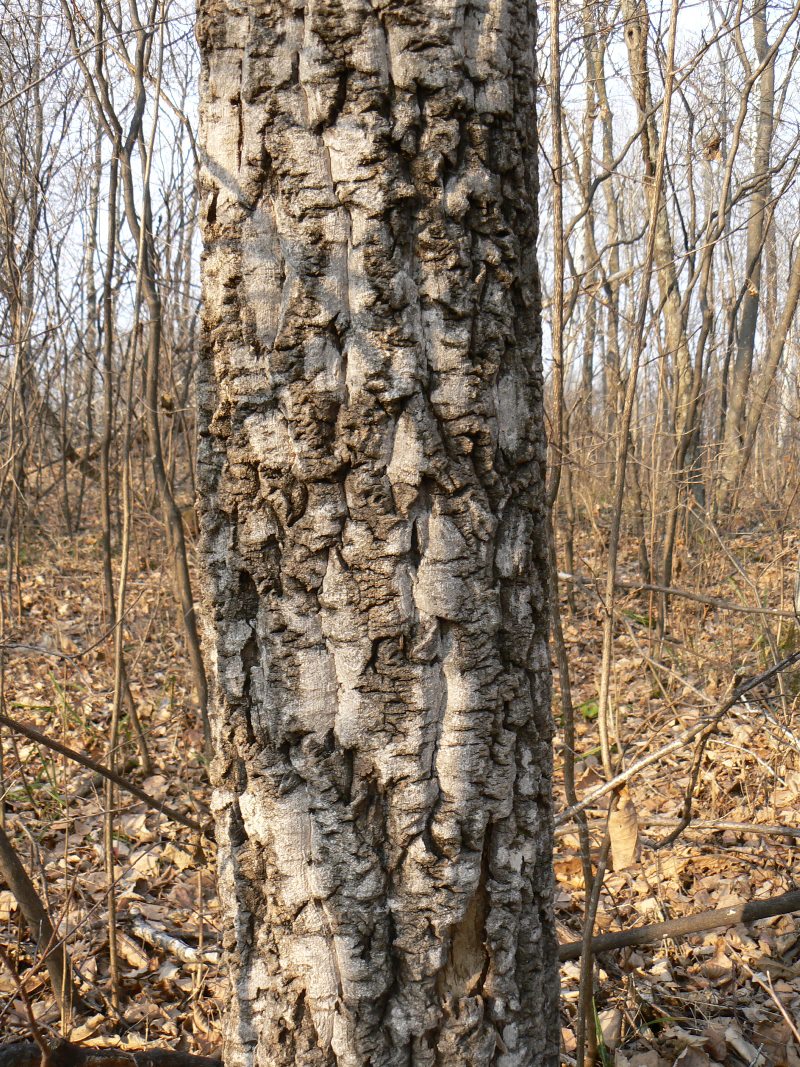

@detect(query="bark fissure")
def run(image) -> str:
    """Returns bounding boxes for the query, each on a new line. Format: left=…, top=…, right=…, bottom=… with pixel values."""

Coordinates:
left=197, top=0, right=556, bottom=1063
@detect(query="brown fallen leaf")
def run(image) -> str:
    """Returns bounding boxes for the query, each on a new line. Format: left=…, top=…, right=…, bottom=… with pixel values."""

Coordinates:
left=162, top=840, right=194, bottom=871
left=0, top=890, right=18, bottom=922
left=724, top=1023, right=764, bottom=1065
left=752, top=1019, right=794, bottom=1067
left=554, top=853, right=586, bottom=889
left=615, top=1052, right=669, bottom=1067
left=700, top=938, right=734, bottom=986
left=701, top=1023, right=727, bottom=1062
left=672, top=1050, right=711, bottom=1067
left=68, top=1013, right=105, bottom=1043
left=599, top=1007, right=623, bottom=1051
left=116, top=931, right=150, bottom=970
left=610, top=787, right=641, bottom=871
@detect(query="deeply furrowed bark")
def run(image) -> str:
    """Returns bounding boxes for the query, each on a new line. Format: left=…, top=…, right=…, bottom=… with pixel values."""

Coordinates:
left=197, top=1, right=557, bottom=1064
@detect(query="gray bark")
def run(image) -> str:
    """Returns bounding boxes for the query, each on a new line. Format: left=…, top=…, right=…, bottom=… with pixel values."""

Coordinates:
left=196, top=0, right=557, bottom=1065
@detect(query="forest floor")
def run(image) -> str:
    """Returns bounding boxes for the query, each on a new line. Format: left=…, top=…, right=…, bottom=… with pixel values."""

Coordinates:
left=553, top=506, right=800, bottom=1066
left=0, top=503, right=799, bottom=1066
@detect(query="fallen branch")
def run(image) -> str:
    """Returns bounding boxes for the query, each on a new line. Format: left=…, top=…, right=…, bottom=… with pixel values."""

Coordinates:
left=641, top=817, right=800, bottom=839
left=559, top=887, right=800, bottom=962
left=128, top=912, right=220, bottom=966
left=558, top=571, right=796, bottom=618
left=0, top=712, right=211, bottom=837
left=0, top=1039, right=220, bottom=1067
left=556, top=814, right=800, bottom=840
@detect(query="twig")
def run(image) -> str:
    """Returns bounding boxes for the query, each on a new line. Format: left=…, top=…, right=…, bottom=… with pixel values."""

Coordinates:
left=549, top=534, right=594, bottom=891
left=576, top=830, right=610, bottom=1067
left=105, top=429, right=136, bottom=1009
left=0, top=943, right=51, bottom=1065
left=556, top=649, right=800, bottom=827
left=594, top=0, right=681, bottom=781
left=0, top=712, right=210, bottom=836
left=559, top=887, right=800, bottom=961
left=753, top=699, right=800, bottom=756
left=753, top=971, right=800, bottom=1044
left=651, top=709, right=721, bottom=849
left=0, top=824, right=87, bottom=1017
left=652, top=651, right=800, bottom=848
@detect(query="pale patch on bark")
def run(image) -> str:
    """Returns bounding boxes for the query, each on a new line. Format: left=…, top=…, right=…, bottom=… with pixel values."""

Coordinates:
left=197, top=0, right=557, bottom=1063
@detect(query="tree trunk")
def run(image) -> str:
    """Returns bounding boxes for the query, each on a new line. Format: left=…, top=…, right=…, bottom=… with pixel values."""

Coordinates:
left=720, top=0, right=775, bottom=493
left=585, top=0, right=623, bottom=451
left=196, top=1, right=557, bottom=1065
left=725, top=237, right=800, bottom=500
left=621, top=0, right=694, bottom=600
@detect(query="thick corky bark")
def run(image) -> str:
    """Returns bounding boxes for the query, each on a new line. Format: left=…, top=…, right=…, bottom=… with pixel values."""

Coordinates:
left=196, top=1, right=557, bottom=1064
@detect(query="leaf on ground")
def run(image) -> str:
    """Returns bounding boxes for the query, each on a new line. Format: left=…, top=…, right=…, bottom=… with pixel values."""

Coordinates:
left=672, top=1050, right=711, bottom=1067
left=610, top=787, right=642, bottom=871
left=600, top=1007, right=623, bottom=1050
left=700, top=939, right=734, bottom=986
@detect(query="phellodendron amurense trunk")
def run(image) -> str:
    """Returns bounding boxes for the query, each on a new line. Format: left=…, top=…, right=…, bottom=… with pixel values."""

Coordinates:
left=197, top=0, right=557, bottom=1063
